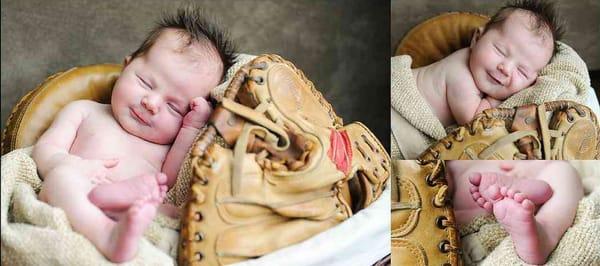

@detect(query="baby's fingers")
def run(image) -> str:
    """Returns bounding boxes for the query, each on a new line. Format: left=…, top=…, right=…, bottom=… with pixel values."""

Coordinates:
left=103, top=158, right=119, bottom=168
left=499, top=161, right=514, bottom=172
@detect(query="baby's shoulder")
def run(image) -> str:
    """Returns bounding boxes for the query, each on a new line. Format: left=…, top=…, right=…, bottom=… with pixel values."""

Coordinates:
left=63, top=100, right=110, bottom=115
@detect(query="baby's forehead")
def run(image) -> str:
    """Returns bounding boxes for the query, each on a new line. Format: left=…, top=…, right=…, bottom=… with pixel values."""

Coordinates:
left=489, top=10, right=552, bottom=45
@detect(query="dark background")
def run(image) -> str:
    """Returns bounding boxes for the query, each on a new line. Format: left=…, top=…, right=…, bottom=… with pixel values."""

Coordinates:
left=391, top=0, right=600, bottom=98
left=1, top=0, right=390, bottom=150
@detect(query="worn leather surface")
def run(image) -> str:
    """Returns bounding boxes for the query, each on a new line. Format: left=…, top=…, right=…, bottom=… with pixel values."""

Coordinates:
left=419, top=101, right=600, bottom=160
left=391, top=160, right=461, bottom=266
left=178, top=55, right=390, bottom=265
left=395, top=12, right=489, bottom=68
left=1, top=64, right=122, bottom=154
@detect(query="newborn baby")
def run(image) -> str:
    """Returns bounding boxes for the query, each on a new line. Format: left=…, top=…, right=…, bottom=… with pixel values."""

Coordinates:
left=413, top=0, right=563, bottom=126
left=32, top=8, right=235, bottom=262
left=446, top=161, right=583, bottom=264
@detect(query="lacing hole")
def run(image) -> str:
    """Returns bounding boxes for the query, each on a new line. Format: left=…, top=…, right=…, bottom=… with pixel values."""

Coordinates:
left=567, top=115, right=574, bottom=122
left=200, top=178, right=209, bottom=185
left=444, top=142, right=452, bottom=149
left=195, top=252, right=204, bottom=261
left=194, top=211, right=203, bottom=221
left=195, top=232, right=205, bottom=242
left=254, top=76, right=264, bottom=85
left=366, top=157, right=371, bottom=162
left=438, top=240, right=450, bottom=253
left=436, top=216, right=448, bottom=229
left=426, top=174, right=436, bottom=186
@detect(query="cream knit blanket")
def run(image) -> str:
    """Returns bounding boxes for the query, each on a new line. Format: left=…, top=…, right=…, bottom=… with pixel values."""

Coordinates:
left=390, top=42, right=590, bottom=159
left=460, top=161, right=600, bottom=266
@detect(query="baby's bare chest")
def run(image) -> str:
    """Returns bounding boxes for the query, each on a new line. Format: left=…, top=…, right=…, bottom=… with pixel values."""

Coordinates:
left=70, top=109, right=167, bottom=179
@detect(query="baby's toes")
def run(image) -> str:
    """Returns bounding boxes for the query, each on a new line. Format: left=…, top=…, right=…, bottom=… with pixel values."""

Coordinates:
left=468, top=173, right=482, bottom=186
left=472, top=191, right=482, bottom=201
left=513, top=192, right=526, bottom=203
left=155, top=173, right=167, bottom=186
left=506, top=188, right=517, bottom=198
left=158, top=185, right=168, bottom=200
left=476, top=197, right=487, bottom=207
left=483, top=202, right=493, bottom=213
left=521, top=199, right=535, bottom=212
left=500, top=186, right=508, bottom=196
left=470, top=186, right=479, bottom=193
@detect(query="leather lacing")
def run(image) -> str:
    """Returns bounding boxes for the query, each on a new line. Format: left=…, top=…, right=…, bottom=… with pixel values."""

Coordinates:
left=184, top=61, right=271, bottom=263
left=417, top=160, right=462, bottom=259
left=423, top=103, right=591, bottom=160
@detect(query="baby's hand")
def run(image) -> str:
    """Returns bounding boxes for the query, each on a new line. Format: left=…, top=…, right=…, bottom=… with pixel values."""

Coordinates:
left=52, top=155, right=119, bottom=184
left=182, top=97, right=212, bottom=130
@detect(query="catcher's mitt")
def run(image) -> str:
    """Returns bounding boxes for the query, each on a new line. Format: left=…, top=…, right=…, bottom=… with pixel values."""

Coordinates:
left=392, top=160, right=461, bottom=266
left=420, top=101, right=600, bottom=160
left=178, top=54, right=390, bottom=265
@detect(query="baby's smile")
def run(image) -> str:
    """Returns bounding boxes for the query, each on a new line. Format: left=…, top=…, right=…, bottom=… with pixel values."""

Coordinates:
left=130, top=107, right=150, bottom=126
left=487, top=71, right=504, bottom=86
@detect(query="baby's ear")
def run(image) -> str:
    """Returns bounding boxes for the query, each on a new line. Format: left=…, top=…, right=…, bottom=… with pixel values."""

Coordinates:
left=470, top=26, right=484, bottom=48
left=123, top=56, right=132, bottom=66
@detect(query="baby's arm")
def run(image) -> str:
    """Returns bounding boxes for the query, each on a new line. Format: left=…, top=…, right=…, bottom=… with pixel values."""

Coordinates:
left=32, top=101, right=84, bottom=176
left=162, top=97, right=212, bottom=188
left=32, top=100, right=117, bottom=178
left=448, top=89, right=503, bottom=125
left=447, top=87, right=486, bottom=125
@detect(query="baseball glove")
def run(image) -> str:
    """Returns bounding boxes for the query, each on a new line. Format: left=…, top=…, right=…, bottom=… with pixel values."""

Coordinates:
left=420, top=101, right=599, bottom=160
left=178, top=54, right=390, bottom=266
left=392, top=160, right=461, bottom=266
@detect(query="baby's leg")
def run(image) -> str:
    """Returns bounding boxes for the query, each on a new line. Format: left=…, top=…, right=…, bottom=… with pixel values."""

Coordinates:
left=491, top=161, right=582, bottom=264
left=88, top=173, right=167, bottom=211
left=40, top=170, right=160, bottom=262
left=469, top=172, right=553, bottom=212
left=522, top=161, right=583, bottom=264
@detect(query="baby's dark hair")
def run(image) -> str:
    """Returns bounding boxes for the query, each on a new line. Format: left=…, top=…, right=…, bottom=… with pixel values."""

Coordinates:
left=130, top=6, right=236, bottom=81
left=485, top=0, right=565, bottom=57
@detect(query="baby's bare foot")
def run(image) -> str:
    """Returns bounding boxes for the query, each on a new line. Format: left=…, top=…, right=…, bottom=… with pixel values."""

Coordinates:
left=493, top=196, right=544, bottom=264
left=108, top=196, right=159, bottom=262
left=469, top=172, right=553, bottom=213
left=89, top=173, right=168, bottom=211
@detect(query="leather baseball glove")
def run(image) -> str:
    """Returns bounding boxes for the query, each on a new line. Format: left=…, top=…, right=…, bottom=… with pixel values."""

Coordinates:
left=178, top=54, right=390, bottom=266
left=392, top=160, right=461, bottom=266
left=420, top=101, right=599, bottom=160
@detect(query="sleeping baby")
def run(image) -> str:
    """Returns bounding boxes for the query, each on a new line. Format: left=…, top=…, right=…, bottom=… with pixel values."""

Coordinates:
left=413, top=0, right=564, bottom=126
left=31, top=7, right=235, bottom=262
left=446, top=160, right=583, bottom=264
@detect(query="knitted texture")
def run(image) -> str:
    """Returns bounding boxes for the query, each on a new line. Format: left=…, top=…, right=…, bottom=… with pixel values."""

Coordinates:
left=459, top=161, right=600, bottom=265
left=390, top=42, right=590, bottom=158
left=1, top=147, right=178, bottom=265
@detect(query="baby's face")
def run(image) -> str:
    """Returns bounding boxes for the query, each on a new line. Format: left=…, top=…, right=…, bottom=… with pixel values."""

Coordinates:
left=469, top=10, right=554, bottom=100
left=111, top=29, right=223, bottom=144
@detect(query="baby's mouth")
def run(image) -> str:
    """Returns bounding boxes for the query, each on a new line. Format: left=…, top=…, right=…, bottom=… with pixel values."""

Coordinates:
left=487, top=72, right=503, bottom=86
left=130, top=107, right=150, bottom=126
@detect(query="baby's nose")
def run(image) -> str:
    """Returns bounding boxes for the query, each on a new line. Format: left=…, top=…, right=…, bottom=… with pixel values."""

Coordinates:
left=141, top=95, right=161, bottom=114
left=498, top=63, right=513, bottom=77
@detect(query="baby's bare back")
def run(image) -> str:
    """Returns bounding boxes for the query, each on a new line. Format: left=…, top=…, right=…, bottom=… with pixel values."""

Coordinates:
left=69, top=103, right=169, bottom=181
